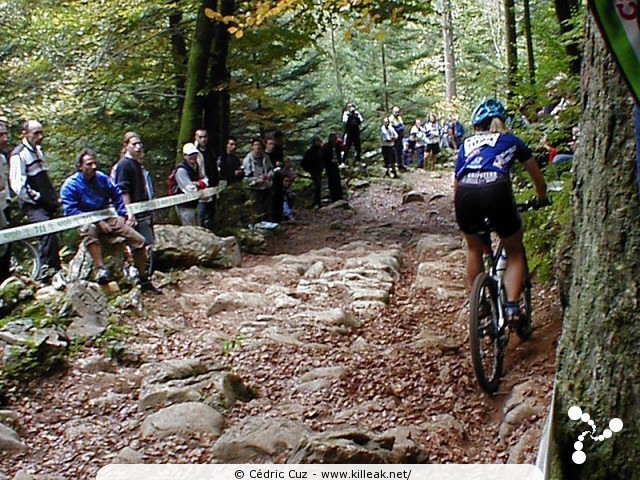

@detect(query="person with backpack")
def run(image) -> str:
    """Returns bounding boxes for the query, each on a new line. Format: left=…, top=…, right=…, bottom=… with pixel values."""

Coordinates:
left=389, top=106, right=406, bottom=171
left=173, top=142, right=208, bottom=226
left=301, top=136, right=323, bottom=210
left=342, top=102, right=363, bottom=165
left=9, top=120, right=63, bottom=283
left=321, top=132, right=344, bottom=203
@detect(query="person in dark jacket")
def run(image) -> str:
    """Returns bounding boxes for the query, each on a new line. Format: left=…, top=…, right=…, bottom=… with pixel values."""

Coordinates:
left=60, top=148, right=151, bottom=287
left=342, top=102, right=363, bottom=165
left=194, top=129, right=219, bottom=232
left=218, top=137, right=244, bottom=184
left=9, top=120, right=62, bottom=278
left=321, top=132, right=344, bottom=202
left=301, top=136, right=323, bottom=210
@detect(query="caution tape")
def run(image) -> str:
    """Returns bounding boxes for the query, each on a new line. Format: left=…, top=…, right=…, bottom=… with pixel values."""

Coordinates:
left=0, top=182, right=227, bottom=245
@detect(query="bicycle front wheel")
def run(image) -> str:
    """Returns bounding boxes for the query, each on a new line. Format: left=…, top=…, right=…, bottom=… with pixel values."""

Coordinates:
left=469, top=272, right=503, bottom=394
left=10, top=240, right=42, bottom=280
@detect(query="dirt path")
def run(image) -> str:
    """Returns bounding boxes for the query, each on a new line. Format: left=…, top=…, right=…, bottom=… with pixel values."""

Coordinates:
left=1, top=170, right=562, bottom=477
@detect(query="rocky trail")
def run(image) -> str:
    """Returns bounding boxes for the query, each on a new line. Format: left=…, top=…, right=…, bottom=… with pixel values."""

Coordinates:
left=0, top=170, right=562, bottom=478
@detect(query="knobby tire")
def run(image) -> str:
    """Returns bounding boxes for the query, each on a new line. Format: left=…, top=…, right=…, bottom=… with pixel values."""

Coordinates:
left=469, top=272, right=503, bottom=394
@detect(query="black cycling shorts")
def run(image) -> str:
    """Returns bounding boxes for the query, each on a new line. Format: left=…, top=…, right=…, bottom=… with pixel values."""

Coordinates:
left=454, top=179, right=521, bottom=238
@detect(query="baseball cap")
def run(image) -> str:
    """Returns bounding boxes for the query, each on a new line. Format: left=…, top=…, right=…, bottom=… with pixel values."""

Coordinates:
left=183, top=142, right=199, bottom=156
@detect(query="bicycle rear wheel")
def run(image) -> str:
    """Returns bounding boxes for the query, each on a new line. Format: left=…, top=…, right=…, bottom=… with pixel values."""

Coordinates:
left=10, top=240, right=41, bottom=280
left=516, top=260, right=533, bottom=340
left=469, top=272, right=503, bottom=394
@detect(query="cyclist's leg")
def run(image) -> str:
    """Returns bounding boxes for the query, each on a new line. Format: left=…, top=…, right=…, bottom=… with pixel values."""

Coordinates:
left=463, top=233, right=484, bottom=292
left=500, top=229, right=526, bottom=302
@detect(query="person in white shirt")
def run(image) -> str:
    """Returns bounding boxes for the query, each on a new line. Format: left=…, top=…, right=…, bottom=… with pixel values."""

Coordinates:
left=424, top=114, right=442, bottom=170
left=0, top=123, right=10, bottom=281
left=409, top=119, right=426, bottom=168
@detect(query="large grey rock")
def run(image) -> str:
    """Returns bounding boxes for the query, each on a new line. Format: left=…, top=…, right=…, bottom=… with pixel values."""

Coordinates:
left=207, top=292, right=270, bottom=316
left=67, top=241, right=128, bottom=283
left=292, top=309, right=361, bottom=329
left=0, top=320, right=68, bottom=374
left=211, top=416, right=311, bottom=462
left=287, top=427, right=429, bottom=463
left=415, top=234, right=461, bottom=260
left=154, top=225, right=241, bottom=269
left=63, top=281, right=111, bottom=340
left=138, top=358, right=252, bottom=411
left=0, top=423, right=26, bottom=451
left=141, top=402, right=224, bottom=439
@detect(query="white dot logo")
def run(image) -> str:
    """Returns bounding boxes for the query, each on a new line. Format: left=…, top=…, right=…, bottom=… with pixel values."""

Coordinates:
left=568, top=406, right=623, bottom=464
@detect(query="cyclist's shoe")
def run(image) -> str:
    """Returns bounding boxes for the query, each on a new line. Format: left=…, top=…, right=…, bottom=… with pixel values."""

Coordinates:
left=504, top=301, right=521, bottom=326
left=95, top=266, right=110, bottom=285
left=140, top=277, right=161, bottom=294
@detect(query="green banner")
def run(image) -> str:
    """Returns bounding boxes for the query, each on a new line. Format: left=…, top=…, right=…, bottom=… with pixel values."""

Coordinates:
left=590, top=0, right=640, bottom=103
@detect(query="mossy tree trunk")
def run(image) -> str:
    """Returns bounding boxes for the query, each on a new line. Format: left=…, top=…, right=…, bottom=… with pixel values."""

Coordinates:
left=554, top=0, right=582, bottom=74
left=552, top=14, right=640, bottom=480
left=177, top=0, right=217, bottom=156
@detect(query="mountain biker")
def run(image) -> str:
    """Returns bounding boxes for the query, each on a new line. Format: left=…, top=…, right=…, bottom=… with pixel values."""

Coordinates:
left=454, top=99, right=548, bottom=324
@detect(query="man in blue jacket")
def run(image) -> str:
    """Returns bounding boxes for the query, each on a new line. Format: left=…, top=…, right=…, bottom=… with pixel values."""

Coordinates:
left=60, top=148, right=156, bottom=291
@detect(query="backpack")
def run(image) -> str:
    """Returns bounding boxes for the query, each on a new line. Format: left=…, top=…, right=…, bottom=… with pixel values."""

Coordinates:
left=167, top=167, right=179, bottom=195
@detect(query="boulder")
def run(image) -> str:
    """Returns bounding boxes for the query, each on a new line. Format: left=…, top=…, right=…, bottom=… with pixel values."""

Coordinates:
left=0, top=277, right=34, bottom=316
left=141, top=402, right=224, bottom=439
left=66, top=241, right=128, bottom=284
left=207, top=292, right=270, bottom=316
left=211, top=416, right=311, bottom=462
left=153, top=225, right=241, bottom=269
left=63, top=281, right=111, bottom=340
left=287, top=427, right=429, bottom=463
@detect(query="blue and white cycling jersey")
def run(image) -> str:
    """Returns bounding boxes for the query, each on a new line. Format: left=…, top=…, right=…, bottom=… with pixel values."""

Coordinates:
left=455, top=132, right=532, bottom=180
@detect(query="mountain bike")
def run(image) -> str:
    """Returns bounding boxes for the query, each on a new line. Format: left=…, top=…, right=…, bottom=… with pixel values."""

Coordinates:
left=468, top=199, right=550, bottom=394
left=9, top=239, right=42, bottom=280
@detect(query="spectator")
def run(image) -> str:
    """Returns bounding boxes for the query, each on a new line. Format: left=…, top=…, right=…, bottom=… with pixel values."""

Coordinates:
left=380, top=117, right=398, bottom=178
left=0, top=123, right=10, bottom=281
left=114, top=132, right=155, bottom=253
left=9, top=120, right=62, bottom=281
left=218, top=137, right=244, bottom=184
left=450, top=115, right=465, bottom=149
left=282, top=172, right=295, bottom=221
left=424, top=114, right=441, bottom=170
left=321, top=132, right=344, bottom=202
left=242, top=138, right=274, bottom=221
left=194, top=129, right=219, bottom=232
left=301, top=136, right=323, bottom=210
left=175, top=143, right=209, bottom=226
left=60, top=148, right=157, bottom=291
left=409, top=119, right=426, bottom=169
left=266, top=131, right=285, bottom=168
left=389, top=106, right=406, bottom=172
left=342, top=102, right=363, bottom=165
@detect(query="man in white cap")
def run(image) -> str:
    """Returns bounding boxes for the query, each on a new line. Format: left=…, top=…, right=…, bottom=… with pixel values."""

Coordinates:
left=174, top=142, right=208, bottom=226
left=9, top=120, right=62, bottom=281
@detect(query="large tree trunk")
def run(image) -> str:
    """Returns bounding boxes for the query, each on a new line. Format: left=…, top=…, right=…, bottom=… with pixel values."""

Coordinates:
left=554, top=0, right=581, bottom=74
left=441, top=0, right=457, bottom=100
left=204, top=0, right=235, bottom=157
left=503, top=0, right=517, bottom=94
left=552, top=14, right=640, bottom=480
left=177, top=0, right=217, bottom=156
left=522, top=0, right=535, bottom=84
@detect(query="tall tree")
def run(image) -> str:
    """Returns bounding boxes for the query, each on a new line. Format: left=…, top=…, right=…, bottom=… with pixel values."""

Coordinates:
left=553, top=14, right=640, bottom=479
left=522, top=0, right=535, bottom=84
left=178, top=0, right=217, bottom=153
left=503, top=0, right=518, bottom=94
left=204, top=0, right=235, bottom=156
left=554, top=0, right=582, bottom=74
left=441, top=0, right=457, bottom=100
